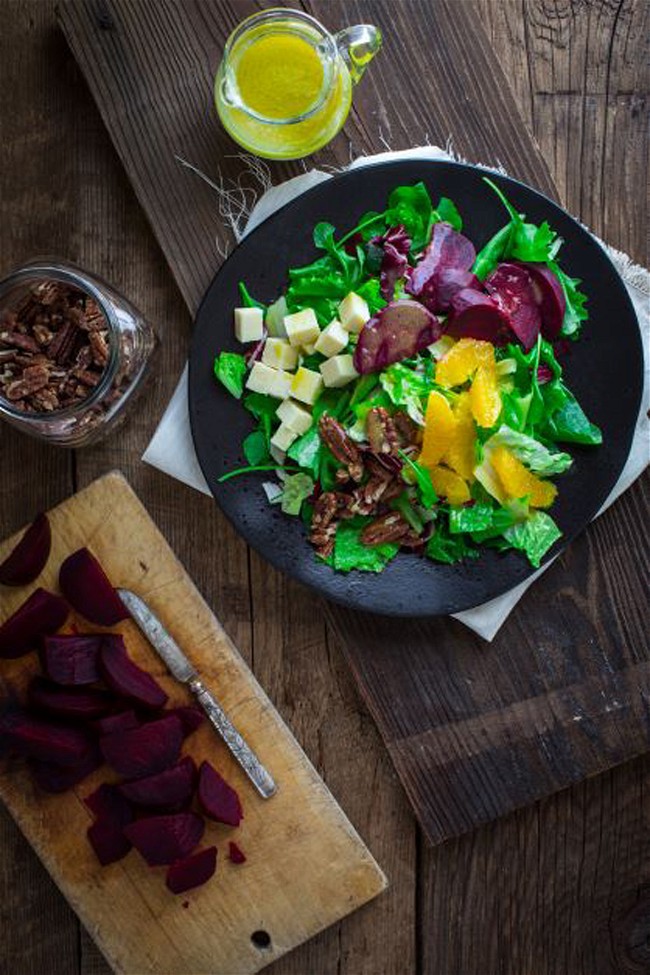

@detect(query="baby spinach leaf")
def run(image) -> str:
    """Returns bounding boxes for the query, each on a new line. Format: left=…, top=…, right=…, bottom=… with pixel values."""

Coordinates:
left=243, top=429, right=270, bottom=466
left=542, top=388, right=602, bottom=445
left=386, top=182, right=433, bottom=252
left=432, top=196, right=463, bottom=232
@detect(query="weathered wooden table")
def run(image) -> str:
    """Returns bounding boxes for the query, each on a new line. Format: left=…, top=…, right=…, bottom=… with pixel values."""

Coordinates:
left=1, top=2, right=648, bottom=973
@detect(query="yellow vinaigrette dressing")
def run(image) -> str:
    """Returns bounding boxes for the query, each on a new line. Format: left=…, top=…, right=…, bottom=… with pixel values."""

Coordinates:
left=215, top=11, right=380, bottom=160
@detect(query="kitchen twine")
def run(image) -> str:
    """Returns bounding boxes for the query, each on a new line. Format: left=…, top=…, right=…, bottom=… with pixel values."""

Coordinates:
left=143, top=145, right=650, bottom=641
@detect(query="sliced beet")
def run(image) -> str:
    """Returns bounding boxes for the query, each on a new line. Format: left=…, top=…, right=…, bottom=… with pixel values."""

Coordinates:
left=445, top=289, right=513, bottom=345
left=119, top=756, right=196, bottom=808
left=166, top=846, right=217, bottom=894
left=95, top=710, right=140, bottom=736
left=198, top=760, right=243, bottom=827
left=0, top=708, right=93, bottom=767
left=228, top=841, right=246, bottom=865
left=29, top=746, right=103, bottom=794
left=0, top=588, right=69, bottom=659
left=28, top=676, right=113, bottom=721
left=87, top=818, right=132, bottom=866
left=485, top=263, right=542, bottom=351
left=407, top=222, right=477, bottom=311
left=165, top=706, right=204, bottom=737
left=100, top=714, right=183, bottom=778
left=85, top=782, right=134, bottom=825
left=42, top=633, right=102, bottom=685
left=124, top=812, right=204, bottom=866
left=0, top=513, right=51, bottom=587
left=59, top=548, right=128, bottom=626
left=100, top=634, right=168, bottom=710
left=353, top=300, right=441, bottom=374
left=515, top=262, right=566, bottom=339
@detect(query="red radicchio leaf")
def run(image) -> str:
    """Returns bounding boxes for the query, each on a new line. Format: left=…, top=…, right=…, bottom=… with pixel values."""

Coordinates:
left=245, top=327, right=268, bottom=366
left=0, top=513, right=51, bottom=587
left=198, top=760, right=243, bottom=827
left=0, top=588, right=69, bottom=659
left=166, top=846, right=218, bottom=894
left=370, top=225, right=411, bottom=301
left=125, top=812, right=205, bottom=866
left=59, top=548, right=128, bottom=627
left=353, top=300, right=441, bottom=375
left=537, top=364, right=554, bottom=384
left=41, top=633, right=102, bottom=685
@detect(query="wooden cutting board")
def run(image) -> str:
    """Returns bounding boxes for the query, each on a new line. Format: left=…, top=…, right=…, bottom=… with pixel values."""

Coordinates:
left=0, top=472, right=386, bottom=975
left=57, top=0, right=650, bottom=846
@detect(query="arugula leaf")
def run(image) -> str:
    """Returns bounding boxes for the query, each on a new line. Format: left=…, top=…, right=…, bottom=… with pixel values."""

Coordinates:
left=432, top=196, right=463, bottom=232
left=213, top=352, right=247, bottom=399
left=386, top=182, right=433, bottom=252
left=280, top=473, right=314, bottom=516
left=548, top=261, right=589, bottom=338
left=472, top=223, right=513, bottom=281
left=238, top=282, right=265, bottom=311
left=487, top=425, right=573, bottom=475
left=287, top=425, right=321, bottom=477
left=503, top=511, right=562, bottom=567
left=400, top=451, right=438, bottom=508
left=243, top=430, right=270, bottom=466
left=330, top=520, right=399, bottom=573
left=426, top=524, right=480, bottom=564
left=313, top=221, right=337, bottom=252
left=380, top=363, right=432, bottom=425
left=482, top=177, right=561, bottom=265
left=448, top=502, right=494, bottom=534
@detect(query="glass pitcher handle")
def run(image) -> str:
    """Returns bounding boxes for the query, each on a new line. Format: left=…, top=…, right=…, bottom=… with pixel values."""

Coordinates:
left=333, top=24, right=382, bottom=85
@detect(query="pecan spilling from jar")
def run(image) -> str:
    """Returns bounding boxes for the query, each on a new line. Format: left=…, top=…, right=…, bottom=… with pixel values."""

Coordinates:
left=0, top=280, right=113, bottom=414
left=319, top=414, right=364, bottom=482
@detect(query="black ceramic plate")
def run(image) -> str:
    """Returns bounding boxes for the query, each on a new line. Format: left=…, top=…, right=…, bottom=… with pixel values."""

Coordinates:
left=189, top=160, right=642, bottom=616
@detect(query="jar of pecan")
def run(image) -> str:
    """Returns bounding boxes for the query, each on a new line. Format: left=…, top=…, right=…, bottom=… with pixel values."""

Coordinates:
left=0, top=260, right=157, bottom=447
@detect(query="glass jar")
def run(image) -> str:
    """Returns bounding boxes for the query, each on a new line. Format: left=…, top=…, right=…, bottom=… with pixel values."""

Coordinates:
left=0, top=260, right=157, bottom=447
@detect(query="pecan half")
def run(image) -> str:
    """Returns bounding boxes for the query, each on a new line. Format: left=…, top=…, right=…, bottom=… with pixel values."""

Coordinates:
left=88, top=329, right=110, bottom=366
left=360, top=512, right=412, bottom=546
left=393, top=410, right=421, bottom=447
left=0, top=330, right=40, bottom=353
left=366, top=407, right=400, bottom=456
left=319, top=414, right=363, bottom=482
left=47, top=321, right=80, bottom=365
left=5, top=364, right=49, bottom=401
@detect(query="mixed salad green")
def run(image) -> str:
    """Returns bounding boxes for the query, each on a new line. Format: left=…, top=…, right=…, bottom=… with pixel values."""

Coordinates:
left=213, top=178, right=601, bottom=572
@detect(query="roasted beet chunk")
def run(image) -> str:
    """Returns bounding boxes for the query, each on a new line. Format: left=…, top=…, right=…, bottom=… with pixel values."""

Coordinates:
left=84, top=782, right=134, bottom=825
left=0, top=708, right=93, bottom=767
left=28, top=676, right=113, bottom=721
left=85, top=783, right=134, bottom=866
left=166, top=847, right=217, bottom=894
left=514, top=261, right=566, bottom=339
left=42, top=633, right=102, bottom=685
left=0, top=588, right=69, bottom=659
left=485, top=263, right=542, bottom=351
left=0, top=513, right=51, bottom=586
left=198, top=760, right=243, bottom=827
left=445, top=289, right=513, bottom=344
left=100, top=634, right=168, bottom=710
left=95, top=710, right=140, bottom=736
left=100, top=715, right=183, bottom=778
left=29, top=746, right=103, bottom=794
left=353, top=300, right=440, bottom=374
left=165, top=706, right=204, bottom=737
left=125, top=813, right=205, bottom=866
left=59, top=548, right=128, bottom=626
left=119, top=756, right=196, bottom=809
left=87, top=818, right=132, bottom=866
left=407, top=222, right=478, bottom=312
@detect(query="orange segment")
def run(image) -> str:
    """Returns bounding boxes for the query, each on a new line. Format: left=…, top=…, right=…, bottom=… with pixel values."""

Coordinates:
left=428, top=465, right=471, bottom=505
left=419, top=391, right=457, bottom=468
left=443, top=391, right=476, bottom=481
left=469, top=364, right=501, bottom=428
left=435, top=338, right=494, bottom=388
left=491, top=446, right=557, bottom=508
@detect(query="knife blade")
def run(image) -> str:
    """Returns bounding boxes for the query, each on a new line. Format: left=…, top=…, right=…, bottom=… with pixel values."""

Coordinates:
left=117, top=588, right=276, bottom=799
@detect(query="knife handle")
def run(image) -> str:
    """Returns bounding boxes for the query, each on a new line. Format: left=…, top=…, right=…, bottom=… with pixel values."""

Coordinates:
left=188, top=677, right=277, bottom=799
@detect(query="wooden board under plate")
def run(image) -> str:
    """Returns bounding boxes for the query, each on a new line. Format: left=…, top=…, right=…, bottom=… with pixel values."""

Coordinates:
left=0, top=472, right=386, bottom=975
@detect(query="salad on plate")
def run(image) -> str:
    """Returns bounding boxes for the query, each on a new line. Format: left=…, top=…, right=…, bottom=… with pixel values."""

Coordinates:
left=212, top=178, right=602, bottom=573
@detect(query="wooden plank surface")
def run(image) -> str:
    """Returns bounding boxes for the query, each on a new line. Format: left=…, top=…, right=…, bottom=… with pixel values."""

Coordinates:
left=1, top=1, right=648, bottom=973
left=57, top=0, right=650, bottom=846
left=0, top=473, right=386, bottom=975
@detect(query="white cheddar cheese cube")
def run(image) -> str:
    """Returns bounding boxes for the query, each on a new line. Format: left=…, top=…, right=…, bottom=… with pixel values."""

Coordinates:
left=319, top=354, right=359, bottom=388
left=262, top=337, right=298, bottom=371
left=276, top=398, right=313, bottom=435
left=315, top=318, right=348, bottom=357
left=338, top=292, right=369, bottom=333
left=301, top=343, right=317, bottom=356
left=290, top=366, right=324, bottom=405
left=245, top=361, right=292, bottom=399
left=270, top=422, right=299, bottom=452
left=234, top=306, right=264, bottom=343
left=284, top=308, right=321, bottom=347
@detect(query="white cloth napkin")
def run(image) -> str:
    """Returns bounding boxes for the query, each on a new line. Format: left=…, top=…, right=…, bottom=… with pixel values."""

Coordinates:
left=143, top=147, right=650, bottom=640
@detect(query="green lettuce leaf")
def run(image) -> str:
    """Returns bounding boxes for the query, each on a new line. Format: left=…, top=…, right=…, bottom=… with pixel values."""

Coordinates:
left=425, top=525, right=480, bottom=564
left=448, top=502, right=494, bottom=534
left=503, top=511, right=562, bottom=567
left=213, top=352, right=247, bottom=399
left=287, top=425, right=321, bottom=477
left=330, top=520, right=399, bottom=573
left=487, top=425, right=573, bottom=475
left=280, top=473, right=314, bottom=516
left=380, top=363, right=432, bottom=425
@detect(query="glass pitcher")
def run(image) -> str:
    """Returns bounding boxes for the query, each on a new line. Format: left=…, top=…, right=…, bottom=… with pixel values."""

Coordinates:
left=214, top=8, right=381, bottom=160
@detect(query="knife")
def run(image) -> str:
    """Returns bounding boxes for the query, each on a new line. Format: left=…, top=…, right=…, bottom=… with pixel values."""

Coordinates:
left=117, top=588, right=276, bottom=799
